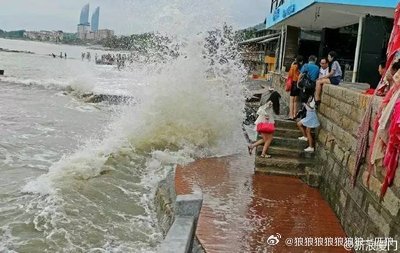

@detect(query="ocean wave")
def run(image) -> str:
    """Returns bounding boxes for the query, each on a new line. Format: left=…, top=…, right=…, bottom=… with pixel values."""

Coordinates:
left=0, top=76, right=69, bottom=91
left=16, top=2, right=248, bottom=250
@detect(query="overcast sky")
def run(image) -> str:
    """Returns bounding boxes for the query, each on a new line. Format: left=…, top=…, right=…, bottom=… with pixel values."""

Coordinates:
left=0, top=0, right=271, bottom=35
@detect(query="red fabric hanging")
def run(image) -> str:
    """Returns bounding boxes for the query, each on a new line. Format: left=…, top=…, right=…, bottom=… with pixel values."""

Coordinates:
left=365, top=86, right=398, bottom=188
left=376, top=3, right=400, bottom=95
left=386, top=3, right=400, bottom=70
left=381, top=100, right=400, bottom=198
left=364, top=3, right=400, bottom=192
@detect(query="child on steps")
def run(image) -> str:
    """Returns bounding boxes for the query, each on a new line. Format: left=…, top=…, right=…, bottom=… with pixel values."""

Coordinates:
left=297, top=96, right=320, bottom=152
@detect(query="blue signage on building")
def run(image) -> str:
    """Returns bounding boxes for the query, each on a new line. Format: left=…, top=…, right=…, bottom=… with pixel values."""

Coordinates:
left=282, top=4, right=295, bottom=18
left=273, top=3, right=295, bottom=21
left=272, top=8, right=280, bottom=21
left=266, top=0, right=398, bottom=28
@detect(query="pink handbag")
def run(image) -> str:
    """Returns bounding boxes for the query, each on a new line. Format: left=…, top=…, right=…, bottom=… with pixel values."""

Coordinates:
left=256, top=122, right=275, bottom=133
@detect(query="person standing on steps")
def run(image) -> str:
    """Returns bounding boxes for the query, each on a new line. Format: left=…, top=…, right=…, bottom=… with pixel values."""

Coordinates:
left=248, top=94, right=280, bottom=158
left=297, top=55, right=319, bottom=103
left=297, top=95, right=320, bottom=152
left=287, top=55, right=303, bottom=120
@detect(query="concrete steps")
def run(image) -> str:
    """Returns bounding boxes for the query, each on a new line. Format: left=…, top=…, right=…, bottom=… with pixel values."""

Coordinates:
left=253, top=119, right=320, bottom=187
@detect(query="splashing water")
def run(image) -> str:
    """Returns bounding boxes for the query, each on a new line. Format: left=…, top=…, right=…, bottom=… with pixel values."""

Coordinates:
left=1, top=0, right=250, bottom=252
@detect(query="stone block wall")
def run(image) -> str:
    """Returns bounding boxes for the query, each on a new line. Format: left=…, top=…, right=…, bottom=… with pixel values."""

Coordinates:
left=269, top=72, right=292, bottom=117
left=317, top=85, right=400, bottom=244
left=269, top=72, right=400, bottom=249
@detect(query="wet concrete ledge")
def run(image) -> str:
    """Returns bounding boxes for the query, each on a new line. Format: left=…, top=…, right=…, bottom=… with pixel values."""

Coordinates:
left=155, top=169, right=204, bottom=253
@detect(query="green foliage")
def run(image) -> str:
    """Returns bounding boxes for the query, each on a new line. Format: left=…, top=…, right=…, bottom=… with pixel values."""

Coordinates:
left=0, top=30, right=25, bottom=38
left=62, top=33, right=82, bottom=45
left=100, top=32, right=172, bottom=52
left=235, top=28, right=257, bottom=42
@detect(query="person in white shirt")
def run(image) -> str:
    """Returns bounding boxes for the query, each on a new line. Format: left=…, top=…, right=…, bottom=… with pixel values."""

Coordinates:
left=319, top=58, right=329, bottom=78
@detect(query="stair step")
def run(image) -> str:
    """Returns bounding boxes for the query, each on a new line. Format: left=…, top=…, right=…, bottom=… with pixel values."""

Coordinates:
left=255, top=167, right=306, bottom=177
left=255, top=156, right=315, bottom=169
left=274, top=119, right=298, bottom=129
left=274, top=128, right=302, bottom=138
left=271, top=136, right=309, bottom=149
left=256, top=146, right=315, bottom=158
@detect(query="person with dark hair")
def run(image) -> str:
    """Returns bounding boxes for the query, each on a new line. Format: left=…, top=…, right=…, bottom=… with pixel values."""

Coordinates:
left=376, top=59, right=400, bottom=96
left=315, top=51, right=342, bottom=106
left=378, top=61, right=386, bottom=76
left=286, top=55, right=303, bottom=120
left=248, top=93, right=280, bottom=158
left=298, top=55, right=319, bottom=83
left=297, top=55, right=319, bottom=104
left=366, top=60, right=387, bottom=90
left=319, top=58, right=329, bottom=78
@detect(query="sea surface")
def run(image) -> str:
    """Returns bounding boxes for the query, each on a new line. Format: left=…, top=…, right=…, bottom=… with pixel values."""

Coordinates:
left=0, top=25, right=247, bottom=252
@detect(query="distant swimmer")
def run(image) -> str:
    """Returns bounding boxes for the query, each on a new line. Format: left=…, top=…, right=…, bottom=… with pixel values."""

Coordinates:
left=52, top=53, right=56, bottom=58
left=60, top=52, right=63, bottom=58
left=81, top=52, right=85, bottom=61
left=65, top=52, right=67, bottom=59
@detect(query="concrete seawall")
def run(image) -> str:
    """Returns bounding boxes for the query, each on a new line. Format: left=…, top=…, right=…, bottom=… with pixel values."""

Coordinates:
left=155, top=168, right=205, bottom=253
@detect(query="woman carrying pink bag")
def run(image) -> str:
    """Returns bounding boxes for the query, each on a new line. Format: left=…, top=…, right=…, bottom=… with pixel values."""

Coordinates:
left=248, top=94, right=280, bottom=158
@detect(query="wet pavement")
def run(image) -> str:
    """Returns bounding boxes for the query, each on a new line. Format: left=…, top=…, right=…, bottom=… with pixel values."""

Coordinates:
left=175, top=155, right=348, bottom=253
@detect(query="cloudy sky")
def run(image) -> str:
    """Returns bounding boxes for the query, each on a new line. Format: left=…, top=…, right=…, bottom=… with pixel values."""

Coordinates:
left=0, top=0, right=271, bottom=35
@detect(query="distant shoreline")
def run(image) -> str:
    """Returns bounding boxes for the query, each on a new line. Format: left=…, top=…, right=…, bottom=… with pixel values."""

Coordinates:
left=0, top=38, right=123, bottom=52
left=0, top=37, right=92, bottom=47
left=0, top=47, right=34, bottom=54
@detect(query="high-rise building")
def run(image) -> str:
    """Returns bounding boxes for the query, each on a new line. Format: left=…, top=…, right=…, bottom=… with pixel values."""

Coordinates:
left=91, top=7, right=100, bottom=32
left=78, top=3, right=90, bottom=39
left=79, top=4, right=90, bottom=25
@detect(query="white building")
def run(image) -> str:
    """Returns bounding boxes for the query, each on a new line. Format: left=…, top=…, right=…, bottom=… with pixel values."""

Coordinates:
left=76, top=27, right=114, bottom=41
left=96, top=29, right=114, bottom=40
left=24, top=30, right=63, bottom=42
left=77, top=24, right=90, bottom=40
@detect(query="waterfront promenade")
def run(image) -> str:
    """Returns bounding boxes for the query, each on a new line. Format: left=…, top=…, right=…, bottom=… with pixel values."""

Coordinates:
left=175, top=155, right=348, bottom=253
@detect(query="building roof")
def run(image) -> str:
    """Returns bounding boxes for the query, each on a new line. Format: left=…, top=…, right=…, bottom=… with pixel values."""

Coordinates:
left=258, top=36, right=280, bottom=44
left=267, top=0, right=397, bottom=30
left=239, top=32, right=280, bottom=45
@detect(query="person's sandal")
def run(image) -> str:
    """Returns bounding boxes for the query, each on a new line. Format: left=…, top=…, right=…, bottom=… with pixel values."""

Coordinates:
left=260, top=154, right=272, bottom=158
left=247, top=145, right=253, bottom=155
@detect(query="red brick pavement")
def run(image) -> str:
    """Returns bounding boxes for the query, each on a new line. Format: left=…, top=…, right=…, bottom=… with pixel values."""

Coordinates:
left=175, top=155, right=349, bottom=253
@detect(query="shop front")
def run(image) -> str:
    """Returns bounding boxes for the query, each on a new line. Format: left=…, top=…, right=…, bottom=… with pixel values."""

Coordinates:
left=266, top=0, right=397, bottom=85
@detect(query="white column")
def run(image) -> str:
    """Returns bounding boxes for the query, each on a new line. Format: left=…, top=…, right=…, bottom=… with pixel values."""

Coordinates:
left=277, top=26, right=285, bottom=73
left=281, top=25, right=287, bottom=72
left=352, top=16, right=364, bottom=83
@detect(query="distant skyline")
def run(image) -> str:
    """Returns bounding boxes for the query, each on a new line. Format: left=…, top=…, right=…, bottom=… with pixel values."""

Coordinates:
left=0, top=0, right=271, bottom=35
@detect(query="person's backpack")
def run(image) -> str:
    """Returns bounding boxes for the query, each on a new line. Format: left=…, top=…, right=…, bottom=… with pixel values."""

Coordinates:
left=297, top=72, right=315, bottom=91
